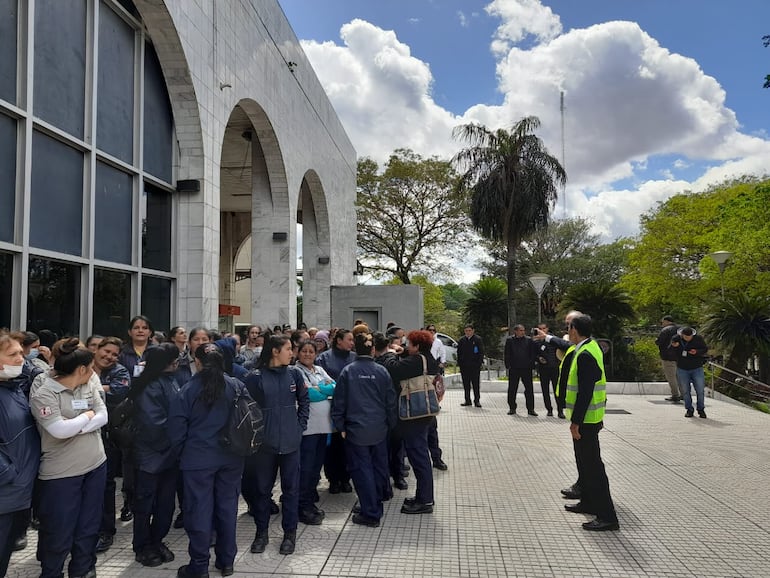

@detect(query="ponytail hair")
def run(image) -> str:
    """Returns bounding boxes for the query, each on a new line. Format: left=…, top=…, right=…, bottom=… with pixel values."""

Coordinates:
left=195, top=343, right=226, bottom=406
left=132, top=343, right=180, bottom=391
left=255, top=335, right=290, bottom=369
left=52, top=337, right=94, bottom=376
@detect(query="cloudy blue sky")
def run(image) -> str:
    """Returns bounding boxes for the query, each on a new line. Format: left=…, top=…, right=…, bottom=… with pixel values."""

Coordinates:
left=279, top=0, right=770, bottom=245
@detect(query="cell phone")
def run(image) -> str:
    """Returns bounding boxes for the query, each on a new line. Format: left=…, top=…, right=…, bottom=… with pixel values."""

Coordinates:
left=531, top=328, right=539, bottom=336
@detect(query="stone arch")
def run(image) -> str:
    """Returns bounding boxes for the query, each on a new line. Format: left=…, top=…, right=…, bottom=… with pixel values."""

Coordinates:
left=220, top=99, right=294, bottom=329
left=299, top=170, right=332, bottom=329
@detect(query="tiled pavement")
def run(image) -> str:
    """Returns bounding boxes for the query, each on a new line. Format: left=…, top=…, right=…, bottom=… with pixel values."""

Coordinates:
left=8, top=386, right=770, bottom=577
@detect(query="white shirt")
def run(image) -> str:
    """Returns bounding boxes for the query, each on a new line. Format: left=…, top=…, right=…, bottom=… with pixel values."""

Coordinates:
left=431, top=337, right=446, bottom=364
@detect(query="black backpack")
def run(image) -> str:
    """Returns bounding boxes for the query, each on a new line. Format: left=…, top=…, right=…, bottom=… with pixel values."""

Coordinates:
left=219, top=382, right=264, bottom=456
left=108, top=391, right=143, bottom=452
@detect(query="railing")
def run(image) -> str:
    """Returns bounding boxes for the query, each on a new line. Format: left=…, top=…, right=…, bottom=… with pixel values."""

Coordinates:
left=706, top=360, right=770, bottom=403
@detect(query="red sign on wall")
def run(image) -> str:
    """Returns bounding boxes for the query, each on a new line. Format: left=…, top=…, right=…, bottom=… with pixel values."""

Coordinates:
left=218, top=304, right=241, bottom=316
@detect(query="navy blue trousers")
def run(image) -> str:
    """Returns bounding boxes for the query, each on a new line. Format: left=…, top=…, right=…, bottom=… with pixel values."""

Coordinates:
left=345, top=439, right=389, bottom=521
left=400, top=418, right=435, bottom=505
left=182, top=461, right=243, bottom=574
left=0, top=509, right=28, bottom=577
left=251, top=450, right=300, bottom=532
left=323, top=432, right=350, bottom=484
left=299, top=434, right=327, bottom=512
left=574, top=423, right=617, bottom=522
left=427, top=419, right=442, bottom=462
left=133, top=466, right=177, bottom=553
left=37, top=462, right=107, bottom=578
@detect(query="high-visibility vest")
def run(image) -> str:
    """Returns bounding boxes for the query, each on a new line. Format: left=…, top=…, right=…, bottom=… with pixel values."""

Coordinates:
left=555, top=344, right=576, bottom=398
left=564, top=339, right=607, bottom=424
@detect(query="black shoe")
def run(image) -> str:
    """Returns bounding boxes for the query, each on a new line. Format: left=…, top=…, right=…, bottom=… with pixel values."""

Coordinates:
left=527, top=410, right=538, bottom=417
left=460, top=401, right=472, bottom=406
left=352, top=513, right=380, bottom=527
left=561, top=486, right=581, bottom=500
left=558, top=412, right=566, bottom=419
left=71, top=568, right=97, bottom=578
left=120, top=505, right=134, bottom=522
left=270, top=499, right=280, bottom=515
left=173, top=512, right=185, bottom=529
left=401, top=463, right=411, bottom=472
left=340, top=481, right=353, bottom=493
left=250, top=529, right=269, bottom=554
left=393, top=477, right=408, bottom=490
left=401, top=501, right=433, bottom=514
left=136, top=548, right=164, bottom=567
left=432, top=459, right=448, bottom=471
left=685, top=409, right=694, bottom=418
left=177, top=564, right=210, bottom=578
left=582, top=518, right=619, bottom=532
left=279, top=531, right=296, bottom=555
left=312, top=505, right=326, bottom=518
left=157, top=542, right=175, bottom=563
left=12, top=534, right=27, bottom=552
left=698, top=409, right=707, bottom=418
left=474, top=401, right=482, bottom=408
left=299, top=509, right=324, bottom=525
left=507, top=409, right=516, bottom=415
left=665, top=396, right=682, bottom=402
left=96, top=533, right=114, bottom=553
left=352, top=502, right=361, bottom=514
left=328, top=481, right=341, bottom=494
left=565, top=502, right=594, bottom=514
left=547, top=410, right=554, bottom=417
left=215, top=563, right=234, bottom=577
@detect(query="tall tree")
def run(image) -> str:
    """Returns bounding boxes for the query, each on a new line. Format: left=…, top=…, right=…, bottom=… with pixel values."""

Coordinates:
left=463, top=277, right=507, bottom=358
left=357, top=149, right=469, bottom=283
left=453, top=117, right=566, bottom=326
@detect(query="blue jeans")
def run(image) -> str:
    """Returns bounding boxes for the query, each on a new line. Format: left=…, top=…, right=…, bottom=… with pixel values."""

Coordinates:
left=677, top=367, right=705, bottom=411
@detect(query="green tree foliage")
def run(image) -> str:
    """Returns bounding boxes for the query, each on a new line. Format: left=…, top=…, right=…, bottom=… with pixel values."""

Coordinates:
left=441, top=283, right=471, bottom=312
left=463, top=277, right=508, bottom=358
left=560, top=282, right=635, bottom=342
left=622, top=178, right=770, bottom=323
left=357, top=149, right=470, bottom=284
left=701, top=294, right=770, bottom=380
left=453, top=117, right=566, bottom=326
left=477, top=218, right=630, bottom=321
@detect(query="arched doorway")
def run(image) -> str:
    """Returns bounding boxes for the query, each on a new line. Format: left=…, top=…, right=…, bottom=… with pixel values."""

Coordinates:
left=298, top=170, right=332, bottom=329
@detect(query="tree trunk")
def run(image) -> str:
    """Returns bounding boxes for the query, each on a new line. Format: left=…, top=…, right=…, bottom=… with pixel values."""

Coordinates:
left=506, top=236, right=517, bottom=330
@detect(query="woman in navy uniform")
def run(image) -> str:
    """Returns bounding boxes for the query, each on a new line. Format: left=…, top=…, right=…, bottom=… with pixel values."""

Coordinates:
left=244, top=335, right=309, bottom=556
left=30, top=338, right=108, bottom=578
left=131, top=344, right=182, bottom=567
left=169, top=343, right=247, bottom=578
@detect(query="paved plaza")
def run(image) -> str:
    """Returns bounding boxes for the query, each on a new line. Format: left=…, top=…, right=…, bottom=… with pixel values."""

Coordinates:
left=8, top=384, right=770, bottom=577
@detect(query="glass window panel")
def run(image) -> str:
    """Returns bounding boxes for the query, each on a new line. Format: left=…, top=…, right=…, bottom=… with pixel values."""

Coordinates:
left=141, top=275, right=170, bottom=333
left=30, top=131, right=84, bottom=256
left=33, top=0, right=87, bottom=139
left=27, top=257, right=81, bottom=337
left=0, top=0, right=17, bottom=104
left=95, top=161, right=132, bottom=264
left=93, top=268, right=130, bottom=337
left=141, top=182, right=171, bottom=271
left=0, top=113, right=15, bottom=243
left=0, top=252, right=11, bottom=329
left=143, top=42, right=173, bottom=182
left=96, top=2, right=134, bottom=162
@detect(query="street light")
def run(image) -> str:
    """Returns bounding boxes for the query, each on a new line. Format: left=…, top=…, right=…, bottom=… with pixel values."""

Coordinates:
left=527, top=273, right=550, bottom=325
left=708, top=251, right=733, bottom=299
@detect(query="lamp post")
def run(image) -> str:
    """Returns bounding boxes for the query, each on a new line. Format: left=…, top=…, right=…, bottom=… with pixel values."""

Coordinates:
left=527, top=273, right=550, bottom=325
left=708, top=251, right=733, bottom=299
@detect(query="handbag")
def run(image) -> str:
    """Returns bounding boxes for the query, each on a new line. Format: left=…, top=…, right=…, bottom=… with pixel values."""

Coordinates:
left=398, top=355, right=440, bottom=420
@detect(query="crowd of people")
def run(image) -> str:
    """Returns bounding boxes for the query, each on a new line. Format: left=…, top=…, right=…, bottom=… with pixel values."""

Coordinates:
left=0, top=318, right=450, bottom=578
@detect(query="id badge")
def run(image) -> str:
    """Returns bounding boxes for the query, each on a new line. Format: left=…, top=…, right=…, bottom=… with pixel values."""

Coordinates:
left=72, top=399, right=90, bottom=410
left=133, top=364, right=145, bottom=377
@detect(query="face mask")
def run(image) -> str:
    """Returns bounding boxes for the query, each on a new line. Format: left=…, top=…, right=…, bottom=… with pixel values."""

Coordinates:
left=0, top=365, right=24, bottom=379
left=26, top=348, right=40, bottom=360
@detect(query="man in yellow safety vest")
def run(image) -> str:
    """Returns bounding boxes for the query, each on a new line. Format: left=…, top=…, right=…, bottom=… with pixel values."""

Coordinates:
left=562, top=314, right=619, bottom=531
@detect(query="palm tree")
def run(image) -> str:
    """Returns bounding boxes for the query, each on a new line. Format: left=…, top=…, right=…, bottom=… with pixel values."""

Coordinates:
left=701, top=294, right=770, bottom=379
left=453, top=116, right=566, bottom=327
left=463, top=277, right=507, bottom=358
left=559, top=282, right=635, bottom=341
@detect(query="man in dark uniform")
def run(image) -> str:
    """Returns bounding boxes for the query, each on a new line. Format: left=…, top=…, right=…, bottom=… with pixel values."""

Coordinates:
left=504, top=325, right=538, bottom=416
left=456, top=325, right=484, bottom=407
left=535, top=323, right=562, bottom=418
left=563, top=314, right=619, bottom=531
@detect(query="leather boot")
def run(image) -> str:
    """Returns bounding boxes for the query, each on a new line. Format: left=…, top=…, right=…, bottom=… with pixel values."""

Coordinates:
left=279, top=530, right=296, bottom=555
left=250, top=529, right=269, bottom=554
